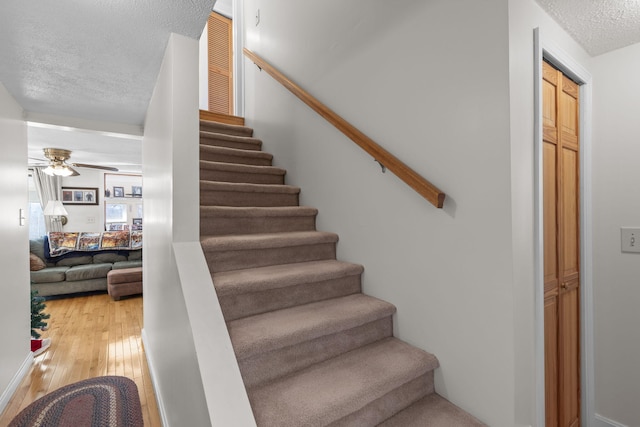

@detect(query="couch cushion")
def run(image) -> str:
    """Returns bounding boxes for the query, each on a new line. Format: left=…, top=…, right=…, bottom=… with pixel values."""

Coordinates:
left=30, top=253, right=47, bottom=271
left=94, top=253, right=128, bottom=263
left=56, top=255, right=94, bottom=267
left=30, top=238, right=55, bottom=267
left=30, top=267, right=70, bottom=284
left=112, top=260, right=142, bottom=270
left=65, top=263, right=113, bottom=282
left=128, top=250, right=142, bottom=261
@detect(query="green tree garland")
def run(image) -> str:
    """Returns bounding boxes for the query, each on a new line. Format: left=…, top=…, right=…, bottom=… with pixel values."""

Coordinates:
left=31, top=291, right=50, bottom=339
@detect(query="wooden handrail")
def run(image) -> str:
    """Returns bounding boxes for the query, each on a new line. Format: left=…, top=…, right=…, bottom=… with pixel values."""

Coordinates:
left=243, top=48, right=446, bottom=208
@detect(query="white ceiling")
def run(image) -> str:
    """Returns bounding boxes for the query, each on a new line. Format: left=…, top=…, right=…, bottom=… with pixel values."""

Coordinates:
left=536, top=0, right=640, bottom=56
left=4, top=0, right=640, bottom=173
left=0, top=0, right=215, bottom=126
left=0, top=0, right=215, bottom=173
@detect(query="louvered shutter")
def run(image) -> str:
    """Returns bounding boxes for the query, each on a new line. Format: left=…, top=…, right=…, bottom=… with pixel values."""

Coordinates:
left=208, top=12, right=233, bottom=114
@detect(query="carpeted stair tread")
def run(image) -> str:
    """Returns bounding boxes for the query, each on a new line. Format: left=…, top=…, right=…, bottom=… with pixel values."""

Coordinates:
left=200, top=206, right=318, bottom=236
left=228, top=293, right=395, bottom=358
left=248, top=337, right=439, bottom=427
left=200, top=181, right=300, bottom=207
left=202, top=231, right=338, bottom=252
left=200, top=130, right=263, bottom=151
left=202, top=231, right=338, bottom=272
left=213, top=260, right=362, bottom=297
left=377, top=393, right=487, bottom=426
left=200, top=119, right=253, bottom=137
left=200, top=180, right=300, bottom=195
left=200, top=160, right=286, bottom=185
left=200, top=145, right=273, bottom=166
left=213, top=260, right=363, bottom=321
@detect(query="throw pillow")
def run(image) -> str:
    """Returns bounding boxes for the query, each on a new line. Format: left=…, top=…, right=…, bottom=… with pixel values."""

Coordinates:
left=30, top=253, right=46, bottom=271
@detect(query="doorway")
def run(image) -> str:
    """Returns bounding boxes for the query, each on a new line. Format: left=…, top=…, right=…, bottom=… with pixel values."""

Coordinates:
left=534, top=28, right=595, bottom=427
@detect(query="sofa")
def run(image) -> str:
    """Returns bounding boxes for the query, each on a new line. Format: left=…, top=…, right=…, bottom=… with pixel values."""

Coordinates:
left=29, top=236, right=142, bottom=297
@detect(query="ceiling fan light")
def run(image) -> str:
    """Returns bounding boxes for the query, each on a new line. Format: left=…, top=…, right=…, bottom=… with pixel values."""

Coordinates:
left=43, top=165, right=56, bottom=176
left=56, top=166, right=74, bottom=177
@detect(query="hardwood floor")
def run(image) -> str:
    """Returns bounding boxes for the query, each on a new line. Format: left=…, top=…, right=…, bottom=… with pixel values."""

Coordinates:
left=0, top=293, right=162, bottom=426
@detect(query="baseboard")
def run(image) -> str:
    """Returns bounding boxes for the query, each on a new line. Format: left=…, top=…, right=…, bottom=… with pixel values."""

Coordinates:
left=0, top=352, right=33, bottom=416
left=594, top=414, right=628, bottom=427
left=142, top=329, right=169, bottom=427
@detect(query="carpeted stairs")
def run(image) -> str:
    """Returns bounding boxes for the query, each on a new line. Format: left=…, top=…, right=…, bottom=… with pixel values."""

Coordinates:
left=199, top=118, right=486, bottom=426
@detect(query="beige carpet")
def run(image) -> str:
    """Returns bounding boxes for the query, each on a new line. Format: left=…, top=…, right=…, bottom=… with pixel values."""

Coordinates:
left=199, top=119, right=486, bottom=426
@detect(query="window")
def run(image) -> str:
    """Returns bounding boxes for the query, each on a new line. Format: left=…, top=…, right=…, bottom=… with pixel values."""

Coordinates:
left=28, top=173, right=46, bottom=239
left=105, top=203, right=128, bottom=223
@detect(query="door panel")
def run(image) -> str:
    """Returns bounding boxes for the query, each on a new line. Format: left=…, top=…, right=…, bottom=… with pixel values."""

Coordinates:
left=545, top=294, right=559, bottom=427
left=542, top=60, right=581, bottom=427
left=560, top=284, right=580, bottom=427
left=544, top=142, right=558, bottom=293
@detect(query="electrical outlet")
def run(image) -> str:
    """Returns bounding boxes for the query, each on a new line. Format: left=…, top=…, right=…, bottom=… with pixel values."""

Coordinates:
left=87, top=217, right=96, bottom=224
left=621, top=227, right=640, bottom=253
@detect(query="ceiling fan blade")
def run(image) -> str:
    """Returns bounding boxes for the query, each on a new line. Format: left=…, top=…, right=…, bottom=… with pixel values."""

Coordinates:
left=68, top=166, right=80, bottom=176
left=71, top=163, right=119, bottom=172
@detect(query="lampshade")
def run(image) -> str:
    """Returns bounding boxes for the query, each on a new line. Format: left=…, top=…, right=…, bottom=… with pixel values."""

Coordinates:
left=43, top=200, right=69, bottom=216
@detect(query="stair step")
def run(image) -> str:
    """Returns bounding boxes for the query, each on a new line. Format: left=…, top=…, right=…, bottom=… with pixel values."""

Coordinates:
left=200, top=181, right=300, bottom=207
left=248, top=337, right=439, bottom=426
left=213, top=260, right=363, bottom=320
left=229, top=294, right=395, bottom=388
left=200, top=206, right=317, bottom=236
left=200, top=145, right=273, bottom=166
left=378, top=393, right=487, bottom=426
left=200, top=131, right=263, bottom=151
left=200, top=119, right=253, bottom=137
left=202, top=231, right=338, bottom=273
left=200, top=161, right=286, bottom=185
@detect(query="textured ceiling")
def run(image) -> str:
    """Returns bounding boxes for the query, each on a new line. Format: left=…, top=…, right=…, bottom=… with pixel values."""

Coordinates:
left=0, top=0, right=215, bottom=126
left=6, top=0, right=640, bottom=171
left=536, top=0, right=640, bottom=56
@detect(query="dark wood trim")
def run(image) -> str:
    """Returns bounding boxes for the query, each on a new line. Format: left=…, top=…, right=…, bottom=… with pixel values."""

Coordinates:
left=200, top=110, right=245, bottom=126
left=243, top=48, right=445, bottom=208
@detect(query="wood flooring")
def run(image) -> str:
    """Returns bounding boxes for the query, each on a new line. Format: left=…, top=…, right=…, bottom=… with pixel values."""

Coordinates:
left=0, top=293, right=161, bottom=426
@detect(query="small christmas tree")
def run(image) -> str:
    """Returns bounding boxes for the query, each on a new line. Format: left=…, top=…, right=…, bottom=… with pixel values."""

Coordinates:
left=31, top=291, right=50, bottom=339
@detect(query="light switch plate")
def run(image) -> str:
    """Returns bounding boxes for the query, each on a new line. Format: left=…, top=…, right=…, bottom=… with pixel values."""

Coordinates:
left=621, top=227, right=640, bottom=253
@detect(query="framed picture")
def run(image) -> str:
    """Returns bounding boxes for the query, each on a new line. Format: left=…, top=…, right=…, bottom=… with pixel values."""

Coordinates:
left=131, top=186, right=142, bottom=197
left=113, top=186, right=124, bottom=198
left=132, top=217, right=143, bottom=230
left=61, top=187, right=99, bottom=205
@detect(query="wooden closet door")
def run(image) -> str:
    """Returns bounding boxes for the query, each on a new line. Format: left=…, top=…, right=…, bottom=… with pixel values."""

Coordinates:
left=542, top=60, right=581, bottom=427
left=208, top=12, right=233, bottom=114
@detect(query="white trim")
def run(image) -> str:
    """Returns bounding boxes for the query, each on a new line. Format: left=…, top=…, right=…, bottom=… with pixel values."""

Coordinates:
left=232, top=0, right=244, bottom=117
left=533, top=27, right=595, bottom=427
left=0, top=352, right=33, bottom=415
left=142, top=328, right=169, bottom=427
left=594, top=414, right=628, bottom=427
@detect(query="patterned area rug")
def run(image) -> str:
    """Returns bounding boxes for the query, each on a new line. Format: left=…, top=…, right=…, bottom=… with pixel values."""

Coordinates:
left=9, top=376, right=143, bottom=427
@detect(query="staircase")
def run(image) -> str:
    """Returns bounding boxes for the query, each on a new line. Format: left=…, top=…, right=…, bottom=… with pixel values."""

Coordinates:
left=199, top=119, right=485, bottom=426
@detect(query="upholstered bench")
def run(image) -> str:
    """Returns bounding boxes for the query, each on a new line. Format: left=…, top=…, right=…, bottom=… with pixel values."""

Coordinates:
left=107, top=267, right=142, bottom=300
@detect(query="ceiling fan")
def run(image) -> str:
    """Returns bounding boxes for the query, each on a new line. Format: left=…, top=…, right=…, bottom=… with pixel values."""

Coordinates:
left=32, top=148, right=119, bottom=177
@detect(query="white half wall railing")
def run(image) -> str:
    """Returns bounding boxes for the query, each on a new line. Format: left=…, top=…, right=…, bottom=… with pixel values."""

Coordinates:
left=173, top=241, right=257, bottom=427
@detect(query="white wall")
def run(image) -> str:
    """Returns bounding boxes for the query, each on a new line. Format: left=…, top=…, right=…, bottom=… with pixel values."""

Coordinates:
left=243, top=1, right=516, bottom=425
left=60, top=169, right=106, bottom=232
left=143, top=33, right=210, bottom=426
left=0, top=84, right=31, bottom=413
left=590, top=42, right=640, bottom=427
left=507, top=1, right=593, bottom=425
